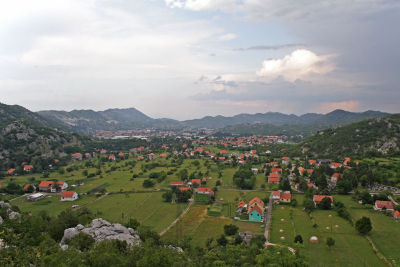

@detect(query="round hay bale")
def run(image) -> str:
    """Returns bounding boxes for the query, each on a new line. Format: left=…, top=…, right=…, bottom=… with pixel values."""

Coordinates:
left=328, top=214, right=332, bottom=218
left=280, top=229, right=284, bottom=233
left=280, top=236, right=285, bottom=240
left=280, top=218, right=285, bottom=222
left=309, top=236, right=318, bottom=243
left=326, top=226, right=330, bottom=230
left=281, top=207, right=284, bottom=210
left=220, top=198, right=224, bottom=201
left=335, top=225, right=339, bottom=228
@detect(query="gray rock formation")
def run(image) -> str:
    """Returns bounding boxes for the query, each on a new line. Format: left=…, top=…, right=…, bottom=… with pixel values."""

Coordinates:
left=60, top=218, right=141, bottom=247
left=0, top=216, right=3, bottom=225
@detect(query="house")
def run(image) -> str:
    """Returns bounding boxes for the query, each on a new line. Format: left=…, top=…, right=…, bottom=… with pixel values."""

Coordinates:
left=280, top=192, right=291, bottom=203
left=329, top=162, right=342, bottom=169
left=23, top=184, right=36, bottom=192
left=394, top=210, right=400, bottom=220
left=343, top=157, right=351, bottom=165
left=108, top=154, right=116, bottom=161
left=39, top=181, right=68, bottom=193
left=271, top=168, right=282, bottom=174
left=248, top=205, right=263, bottom=222
left=170, top=181, right=184, bottom=187
left=71, top=153, right=83, bottom=160
left=148, top=153, right=156, bottom=160
left=118, top=152, right=125, bottom=158
left=179, top=187, right=191, bottom=192
left=100, top=149, right=107, bottom=154
left=268, top=172, right=280, bottom=184
left=191, top=179, right=201, bottom=186
left=7, top=168, right=15, bottom=175
left=160, top=153, right=167, bottom=158
left=61, top=191, right=79, bottom=201
left=282, top=157, right=290, bottom=165
left=196, top=187, right=214, bottom=195
left=248, top=197, right=264, bottom=210
left=84, top=153, right=91, bottom=159
left=251, top=168, right=258, bottom=174
left=313, top=195, right=333, bottom=206
left=201, top=177, right=207, bottom=183
left=308, top=160, right=317, bottom=165
left=331, top=173, right=341, bottom=183
left=272, top=191, right=281, bottom=200
left=374, top=200, right=394, bottom=211
left=24, top=165, right=34, bottom=172
left=237, top=200, right=247, bottom=214
left=27, top=193, right=45, bottom=202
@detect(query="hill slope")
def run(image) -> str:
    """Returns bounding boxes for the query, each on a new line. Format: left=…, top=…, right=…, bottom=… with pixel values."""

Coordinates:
left=299, top=115, right=400, bottom=157
left=38, top=108, right=180, bottom=134
left=0, top=103, right=88, bottom=171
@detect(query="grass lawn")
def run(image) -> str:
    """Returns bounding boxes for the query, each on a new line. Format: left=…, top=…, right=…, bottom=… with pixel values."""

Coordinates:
left=84, top=192, right=186, bottom=233
left=270, top=194, right=385, bottom=267
left=11, top=194, right=97, bottom=217
left=335, top=195, right=400, bottom=265
left=162, top=204, right=264, bottom=247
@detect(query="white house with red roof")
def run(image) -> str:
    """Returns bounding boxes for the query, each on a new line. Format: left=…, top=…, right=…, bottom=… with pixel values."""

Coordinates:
left=331, top=173, right=342, bottom=183
left=61, top=191, right=78, bottom=201
left=39, top=181, right=68, bottom=193
left=329, top=162, right=342, bottom=169
left=282, top=157, right=290, bottom=165
left=24, top=165, right=34, bottom=172
left=170, top=181, right=184, bottom=187
left=374, top=200, right=394, bottom=211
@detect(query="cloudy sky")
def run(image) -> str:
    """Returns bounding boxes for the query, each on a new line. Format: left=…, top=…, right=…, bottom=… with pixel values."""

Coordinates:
left=0, top=0, right=399, bottom=120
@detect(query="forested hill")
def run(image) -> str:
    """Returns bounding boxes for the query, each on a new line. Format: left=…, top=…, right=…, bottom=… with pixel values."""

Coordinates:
left=0, top=103, right=88, bottom=172
left=299, top=115, right=400, bottom=158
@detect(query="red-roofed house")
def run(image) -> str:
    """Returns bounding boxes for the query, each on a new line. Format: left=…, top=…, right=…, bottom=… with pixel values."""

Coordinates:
left=238, top=200, right=246, bottom=208
left=191, top=179, right=201, bottom=186
left=71, top=153, right=82, bottom=160
left=148, top=153, right=156, bottom=160
left=308, top=160, right=317, bottom=165
left=394, top=210, right=400, bottom=220
left=179, top=187, right=191, bottom=192
left=329, top=162, right=342, bottom=169
left=280, top=192, right=291, bottom=203
left=271, top=168, right=282, bottom=174
left=313, top=195, right=334, bottom=206
left=331, top=173, right=341, bottom=183
left=170, top=181, right=183, bottom=187
left=160, top=153, right=167, bottom=158
left=374, top=201, right=394, bottom=211
left=249, top=197, right=264, bottom=210
left=24, top=165, right=34, bottom=172
left=272, top=191, right=281, bottom=200
left=268, top=172, right=280, bottom=184
left=248, top=205, right=263, bottom=222
left=108, top=154, right=116, bottom=161
left=7, top=168, right=15, bottom=175
left=118, top=152, right=125, bottom=157
left=23, top=184, right=36, bottom=191
left=196, top=187, right=214, bottom=195
left=39, top=181, right=68, bottom=192
left=61, top=191, right=78, bottom=201
left=282, top=157, right=290, bottom=165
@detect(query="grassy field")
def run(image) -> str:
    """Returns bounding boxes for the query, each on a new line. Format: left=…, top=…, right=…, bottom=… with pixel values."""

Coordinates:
left=162, top=205, right=264, bottom=247
left=270, top=194, right=385, bottom=267
left=335, top=195, right=400, bottom=265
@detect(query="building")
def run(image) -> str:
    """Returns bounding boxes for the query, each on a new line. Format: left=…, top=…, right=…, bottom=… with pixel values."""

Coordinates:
left=394, top=210, right=400, bottom=220
left=7, top=168, right=15, bottom=175
left=61, top=191, right=79, bottom=201
left=282, top=157, right=290, bottom=165
left=39, top=181, right=68, bottom=193
left=24, top=165, right=34, bottom=172
left=248, top=205, right=263, bottom=222
left=23, top=184, right=36, bottom=192
left=280, top=192, right=291, bottom=203
left=148, top=153, right=156, bottom=160
left=191, top=179, right=201, bottom=186
left=248, top=197, right=264, bottom=210
left=313, top=195, right=334, bottom=206
left=71, top=153, right=83, bottom=160
left=27, top=193, right=45, bottom=202
left=108, top=154, right=116, bottom=161
left=170, top=181, right=184, bottom=187
left=268, top=172, right=280, bottom=184
left=251, top=168, right=258, bottom=174
left=374, top=200, right=394, bottom=211
left=329, top=162, right=342, bottom=169
left=272, top=191, right=281, bottom=200
left=331, top=173, right=341, bottom=183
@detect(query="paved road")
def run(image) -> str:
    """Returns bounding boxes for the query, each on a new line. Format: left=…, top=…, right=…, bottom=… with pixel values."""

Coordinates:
left=264, top=193, right=273, bottom=243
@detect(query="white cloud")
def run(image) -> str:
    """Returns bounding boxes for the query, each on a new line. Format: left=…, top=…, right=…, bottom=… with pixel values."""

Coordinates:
left=218, top=33, right=237, bottom=41
left=165, top=0, right=238, bottom=11
left=256, top=49, right=334, bottom=82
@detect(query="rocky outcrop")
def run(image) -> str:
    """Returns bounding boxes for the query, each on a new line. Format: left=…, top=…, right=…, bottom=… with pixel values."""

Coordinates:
left=0, top=201, right=21, bottom=221
left=60, top=218, right=141, bottom=248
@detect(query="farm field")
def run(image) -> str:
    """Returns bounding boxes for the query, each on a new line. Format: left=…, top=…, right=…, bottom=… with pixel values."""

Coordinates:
left=270, top=194, right=385, bottom=267
left=162, top=205, right=264, bottom=247
left=335, top=195, right=400, bottom=265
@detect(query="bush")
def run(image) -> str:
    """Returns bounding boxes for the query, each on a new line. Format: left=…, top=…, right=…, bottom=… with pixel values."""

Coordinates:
left=142, top=179, right=155, bottom=188
left=224, top=224, right=239, bottom=236
left=294, top=234, right=303, bottom=244
left=355, top=217, right=372, bottom=234
left=326, top=237, right=335, bottom=248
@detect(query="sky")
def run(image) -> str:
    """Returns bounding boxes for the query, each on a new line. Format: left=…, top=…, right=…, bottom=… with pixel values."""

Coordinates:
left=0, top=0, right=399, bottom=120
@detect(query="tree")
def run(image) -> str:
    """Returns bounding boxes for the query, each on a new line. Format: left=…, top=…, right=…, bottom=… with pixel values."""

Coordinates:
left=318, top=197, right=332, bottom=210
left=303, top=199, right=315, bottom=213
left=224, top=224, right=239, bottom=236
left=233, top=167, right=256, bottom=189
left=217, top=234, right=228, bottom=246
left=355, top=217, right=372, bottom=234
left=142, top=179, right=155, bottom=188
left=326, top=237, right=335, bottom=248
left=294, top=234, right=303, bottom=244
left=279, top=178, right=291, bottom=192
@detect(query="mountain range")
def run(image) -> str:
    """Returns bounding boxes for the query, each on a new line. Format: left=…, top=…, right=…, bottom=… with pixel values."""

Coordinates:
left=38, top=107, right=390, bottom=135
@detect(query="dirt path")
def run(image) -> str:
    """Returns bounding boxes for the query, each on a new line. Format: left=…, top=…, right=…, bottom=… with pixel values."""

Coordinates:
left=366, top=236, right=392, bottom=266
left=9, top=194, right=28, bottom=202
left=159, top=199, right=194, bottom=236
left=264, top=193, right=273, bottom=243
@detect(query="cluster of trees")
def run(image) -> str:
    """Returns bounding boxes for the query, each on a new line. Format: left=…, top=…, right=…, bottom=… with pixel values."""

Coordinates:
left=0, top=206, right=307, bottom=266
left=233, top=166, right=256, bottom=189
left=162, top=187, right=192, bottom=203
